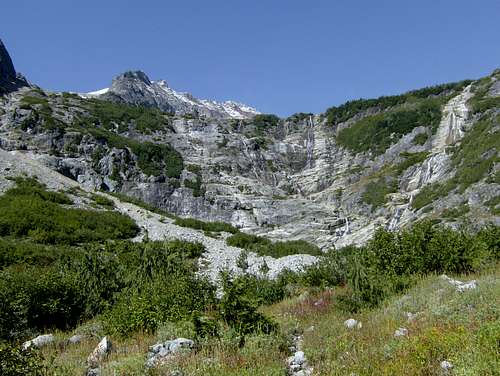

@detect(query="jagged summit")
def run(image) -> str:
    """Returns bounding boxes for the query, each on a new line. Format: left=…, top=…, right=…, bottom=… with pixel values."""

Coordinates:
left=0, top=38, right=29, bottom=94
left=84, top=70, right=259, bottom=119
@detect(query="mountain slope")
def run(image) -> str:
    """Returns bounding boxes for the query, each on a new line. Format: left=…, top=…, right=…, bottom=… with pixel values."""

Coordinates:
left=0, top=38, right=498, bottom=250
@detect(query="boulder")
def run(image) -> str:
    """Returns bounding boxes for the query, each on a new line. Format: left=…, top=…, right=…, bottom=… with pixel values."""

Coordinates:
left=67, top=334, right=85, bottom=345
left=344, top=318, right=362, bottom=329
left=146, top=338, right=194, bottom=368
left=440, top=360, right=453, bottom=372
left=394, top=327, right=408, bottom=338
left=441, top=275, right=477, bottom=292
left=87, top=336, right=112, bottom=368
left=22, top=334, right=55, bottom=350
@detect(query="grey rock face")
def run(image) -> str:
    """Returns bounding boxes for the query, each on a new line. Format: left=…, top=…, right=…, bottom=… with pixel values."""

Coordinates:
left=0, top=38, right=29, bottom=94
left=93, top=70, right=259, bottom=119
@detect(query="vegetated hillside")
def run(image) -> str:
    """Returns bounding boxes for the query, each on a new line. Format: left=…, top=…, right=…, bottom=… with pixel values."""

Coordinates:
left=0, top=38, right=499, bottom=375
left=0, top=173, right=497, bottom=375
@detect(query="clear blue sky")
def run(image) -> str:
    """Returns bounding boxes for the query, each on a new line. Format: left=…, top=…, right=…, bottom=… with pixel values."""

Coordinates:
left=3, top=0, right=500, bottom=116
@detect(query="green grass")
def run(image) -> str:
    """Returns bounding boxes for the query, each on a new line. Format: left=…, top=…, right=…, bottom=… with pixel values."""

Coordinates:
left=267, top=267, right=500, bottom=376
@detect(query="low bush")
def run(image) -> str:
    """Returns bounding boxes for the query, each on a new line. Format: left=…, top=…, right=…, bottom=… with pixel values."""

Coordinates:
left=297, top=221, right=498, bottom=312
left=226, top=232, right=322, bottom=257
left=362, top=178, right=398, bottom=209
left=91, top=193, right=115, bottom=209
left=219, top=275, right=277, bottom=336
left=0, top=177, right=139, bottom=244
left=174, top=217, right=239, bottom=234
left=336, top=99, right=443, bottom=155
left=325, top=80, right=470, bottom=125
left=0, top=343, right=47, bottom=376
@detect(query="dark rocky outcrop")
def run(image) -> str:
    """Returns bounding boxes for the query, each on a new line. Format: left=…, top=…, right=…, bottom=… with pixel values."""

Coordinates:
left=0, top=38, right=28, bottom=94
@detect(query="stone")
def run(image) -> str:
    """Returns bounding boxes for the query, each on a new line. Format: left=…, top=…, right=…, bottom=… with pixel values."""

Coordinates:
left=440, top=360, right=453, bottom=371
left=394, top=327, right=409, bottom=338
left=405, top=312, right=418, bottom=322
left=22, top=334, right=55, bottom=350
left=441, top=275, right=477, bottom=292
left=291, top=351, right=306, bottom=365
left=146, top=338, right=194, bottom=368
left=344, top=319, right=362, bottom=329
left=87, top=336, right=112, bottom=368
left=67, top=334, right=85, bottom=345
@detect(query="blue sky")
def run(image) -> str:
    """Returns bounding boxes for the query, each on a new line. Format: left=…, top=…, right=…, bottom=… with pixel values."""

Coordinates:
left=3, top=0, right=500, bottom=116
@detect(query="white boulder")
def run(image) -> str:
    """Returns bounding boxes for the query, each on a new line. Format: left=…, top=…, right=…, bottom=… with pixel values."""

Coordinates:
left=22, top=334, right=55, bottom=350
left=344, top=318, right=362, bottom=329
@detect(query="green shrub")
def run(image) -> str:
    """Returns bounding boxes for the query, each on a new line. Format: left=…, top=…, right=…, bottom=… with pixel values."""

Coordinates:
left=226, top=232, right=322, bottom=257
left=411, top=180, right=456, bottom=210
left=251, top=114, right=280, bottom=128
left=337, top=99, right=443, bottom=155
left=0, top=267, right=84, bottom=339
left=82, top=126, right=184, bottom=178
left=296, top=221, right=499, bottom=313
left=184, top=175, right=203, bottom=197
left=91, top=193, right=115, bottom=209
left=219, top=275, right=277, bottom=335
left=450, top=116, right=499, bottom=192
left=412, top=132, right=429, bottom=145
left=174, top=217, right=239, bottom=234
left=0, top=343, right=47, bottom=376
left=325, top=80, right=470, bottom=125
left=362, top=178, right=398, bottom=209
left=103, top=274, right=215, bottom=336
left=0, top=239, right=211, bottom=341
left=394, top=151, right=429, bottom=174
left=85, top=99, right=172, bottom=133
left=0, top=177, right=139, bottom=244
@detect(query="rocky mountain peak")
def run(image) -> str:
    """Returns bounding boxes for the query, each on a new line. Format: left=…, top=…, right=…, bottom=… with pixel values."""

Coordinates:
left=87, top=70, right=259, bottom=119
left=0, top=38, right=29, bottom=94
left=113, top=70, right=152, bottom=86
